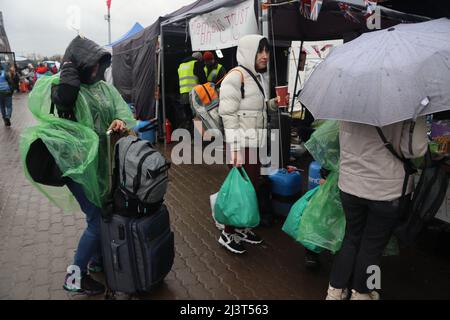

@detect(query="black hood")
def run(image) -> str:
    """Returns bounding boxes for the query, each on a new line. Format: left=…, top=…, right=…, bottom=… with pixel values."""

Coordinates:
left=63, top=36, right=111, bottom=84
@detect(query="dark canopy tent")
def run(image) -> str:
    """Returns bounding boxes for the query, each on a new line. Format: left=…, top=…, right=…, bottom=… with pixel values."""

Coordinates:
left=381, top=0, right=450, bottom=19
left=270, top=0, right=429, bottom=42
left=112, top=0, right=431, bottom=125
left=112, top=0, right=212, bottom=120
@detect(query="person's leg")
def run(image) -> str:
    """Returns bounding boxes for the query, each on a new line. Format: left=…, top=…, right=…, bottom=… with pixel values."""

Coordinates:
left=234, top=148, right=264, bottom=244
left=218, top=160, right=246, bottom=254
left=66, top=181, right=102, bottom=273
left=4, top=95, right=12, bottom=119
left=351, top=198, right=402, bottom=295
left=242, top=148, right=262, bottom=192
left=64, top=180, right=104, bottom=295
left=0, top=94, right=6, bottom=120
left=329, top=191, right=369, bottom=290
left=304, top=248, right=321, bottom=269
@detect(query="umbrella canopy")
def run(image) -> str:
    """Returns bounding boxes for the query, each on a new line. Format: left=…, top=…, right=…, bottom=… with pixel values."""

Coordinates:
left=299, top=18, right=450, bottom=127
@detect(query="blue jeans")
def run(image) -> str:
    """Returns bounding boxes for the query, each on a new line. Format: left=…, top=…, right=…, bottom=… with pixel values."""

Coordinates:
left=0, top=94, right=12, bottom=119
left=66, top=180, right=102, bottom=274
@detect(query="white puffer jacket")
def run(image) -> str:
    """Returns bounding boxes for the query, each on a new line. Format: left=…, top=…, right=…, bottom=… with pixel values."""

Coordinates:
left=219, top=35, right=276, bottom=151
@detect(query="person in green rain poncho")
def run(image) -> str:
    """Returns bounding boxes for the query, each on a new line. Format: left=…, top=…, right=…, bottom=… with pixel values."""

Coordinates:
left=22, top=36, right=136, bottom=296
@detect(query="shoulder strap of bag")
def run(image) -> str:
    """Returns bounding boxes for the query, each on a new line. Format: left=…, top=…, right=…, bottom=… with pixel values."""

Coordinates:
left=239, top=65, right=266, bottom=99
left=200, top=84, right=213, bottom=105
left=376, top=127, right=417, bottom=198
left=216, top=68, right=245, bottom=99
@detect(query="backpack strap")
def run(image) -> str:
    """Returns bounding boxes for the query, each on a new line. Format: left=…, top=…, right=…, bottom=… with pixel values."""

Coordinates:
left=132, top=150, right=157, bottom=194
left=216, top=68, right=245, bottom=99
left=376, top=127, right=417, bottom=198
left=121, top=137, right=140, bottom=188
left=200, top=84, right=213, bottom=105
left=239, top=65, right=266, bottom=99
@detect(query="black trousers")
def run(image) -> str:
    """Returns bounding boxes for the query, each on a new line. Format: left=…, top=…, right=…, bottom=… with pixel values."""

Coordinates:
left=330, top=191, right=403, bottom=293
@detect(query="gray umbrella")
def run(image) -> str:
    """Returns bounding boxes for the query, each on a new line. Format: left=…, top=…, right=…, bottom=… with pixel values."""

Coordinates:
left=299, top=18, right=450, bottom=127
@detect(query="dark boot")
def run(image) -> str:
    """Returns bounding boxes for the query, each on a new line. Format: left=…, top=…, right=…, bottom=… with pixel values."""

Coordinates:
left=257, top=177, right=274, bottom=227
left=304, top=249, right=321, bottom=270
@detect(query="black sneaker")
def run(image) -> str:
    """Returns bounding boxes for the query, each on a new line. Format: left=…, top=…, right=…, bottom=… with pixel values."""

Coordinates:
left=304, top=249, right=321, bottom=269
left=63, top=273, right=105, bottom=296
left=235, top=228, right=263, bottom=244
left=88, top=260, right=104, bottom=274
left=218, top=231, right=246, bottom=254
left=4, top=118, right=11, bottom=127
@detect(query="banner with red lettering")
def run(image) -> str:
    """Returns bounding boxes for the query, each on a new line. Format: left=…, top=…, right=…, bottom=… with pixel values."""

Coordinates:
left=189, top=0, right=259, bottom=51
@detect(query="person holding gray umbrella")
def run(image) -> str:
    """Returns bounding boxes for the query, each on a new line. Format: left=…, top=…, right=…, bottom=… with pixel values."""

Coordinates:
left=300, top=18, right=450, bottom=299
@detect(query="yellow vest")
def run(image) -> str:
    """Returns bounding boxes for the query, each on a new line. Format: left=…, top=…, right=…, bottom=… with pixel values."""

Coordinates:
left=204, top=64, right=223, bottom=83
left=178, top=60, right=198, bottom=94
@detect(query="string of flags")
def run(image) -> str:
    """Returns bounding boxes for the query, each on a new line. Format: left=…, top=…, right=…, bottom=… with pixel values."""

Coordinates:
left=311, top=44, right=334, bottom=58
left=299, top=0, right=323, bottom=21
left=338, top=2, right=360, bottom=24
left=299, top=0, right=380, bottom=25
left=364, top=0, right=378, bottom=20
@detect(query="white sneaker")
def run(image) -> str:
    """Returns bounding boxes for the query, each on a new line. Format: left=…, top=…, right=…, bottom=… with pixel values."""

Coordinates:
left=325, top=285, right=350, bottom=300
left=350, top=290, right=380, bottom=300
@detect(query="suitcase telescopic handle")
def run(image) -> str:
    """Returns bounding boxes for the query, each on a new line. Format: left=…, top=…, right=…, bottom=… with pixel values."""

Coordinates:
left=111, top=241, right=121, bottom=272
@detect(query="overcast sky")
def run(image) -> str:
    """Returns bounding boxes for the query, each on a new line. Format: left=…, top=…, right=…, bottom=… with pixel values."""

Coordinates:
left=1, top=0, right=194, bottom=57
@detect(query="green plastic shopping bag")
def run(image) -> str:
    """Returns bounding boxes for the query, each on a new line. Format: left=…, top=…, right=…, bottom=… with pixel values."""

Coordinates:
left=282, top=186, right=324, bottom=253
left=214, top=167, right=260, bottom=228
left=298, top=172, right=346, bottom=254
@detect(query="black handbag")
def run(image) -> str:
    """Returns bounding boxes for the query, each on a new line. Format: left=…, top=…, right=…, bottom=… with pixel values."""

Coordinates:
left=26, top=138, right=66, bottom=187
left=25, top=100, right=67, bottom=187
left=376, top=127, right=449, bottom=246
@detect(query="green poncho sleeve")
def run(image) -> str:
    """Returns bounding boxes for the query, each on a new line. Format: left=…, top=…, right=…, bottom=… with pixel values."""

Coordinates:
left=19, top=75, right=136, bottom=212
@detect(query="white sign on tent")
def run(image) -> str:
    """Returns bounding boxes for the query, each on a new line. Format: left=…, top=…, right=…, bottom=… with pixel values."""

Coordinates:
left=189, top=0, right=259, bottom=51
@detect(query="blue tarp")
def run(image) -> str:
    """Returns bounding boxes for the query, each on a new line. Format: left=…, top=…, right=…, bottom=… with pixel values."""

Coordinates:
left=106, top=22, right=144, bottom=47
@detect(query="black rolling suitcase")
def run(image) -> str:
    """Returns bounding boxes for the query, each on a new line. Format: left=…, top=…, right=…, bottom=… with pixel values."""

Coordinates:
left=101, top=130, right=174, bottom=297
left=101, top=204, right=174, bottom=295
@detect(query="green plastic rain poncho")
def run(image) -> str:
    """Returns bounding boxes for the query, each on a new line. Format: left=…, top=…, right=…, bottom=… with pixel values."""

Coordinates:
left=19, top=37, right=136, bottom=212
left=295, top=120, right=346, bottom=253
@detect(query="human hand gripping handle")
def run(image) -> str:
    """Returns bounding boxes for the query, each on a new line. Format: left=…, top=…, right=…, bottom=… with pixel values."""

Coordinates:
left=231, top=150, right=244, bottom=168
left=108, top=119, right=126, bottom=132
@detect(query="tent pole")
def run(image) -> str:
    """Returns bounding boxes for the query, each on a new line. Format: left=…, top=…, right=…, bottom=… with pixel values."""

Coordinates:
left=154, top=36, right=161, bottom=124
left=261, top=0, right=269, bottom=38
left=290, top=40, right=304, bottom=114
left=160, top=25, right=167, bottom=146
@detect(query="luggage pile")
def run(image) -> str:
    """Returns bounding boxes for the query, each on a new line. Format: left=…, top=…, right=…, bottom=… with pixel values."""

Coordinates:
left=101, top=131, right=174, bottom=298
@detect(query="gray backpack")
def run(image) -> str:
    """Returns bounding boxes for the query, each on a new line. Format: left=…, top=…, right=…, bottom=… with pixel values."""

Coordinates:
left=115, top=136, right=170, bottom=206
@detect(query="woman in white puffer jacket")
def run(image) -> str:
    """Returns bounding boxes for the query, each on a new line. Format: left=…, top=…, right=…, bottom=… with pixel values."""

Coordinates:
left=218, top=35, right=283, bottom=254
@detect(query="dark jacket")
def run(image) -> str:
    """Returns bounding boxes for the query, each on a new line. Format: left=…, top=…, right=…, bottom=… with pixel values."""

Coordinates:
left=181, top=56, right=207, bottom=85
left=205, top=61, right=227, bottom=84
left=51, top=36, right=112, bottom=119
